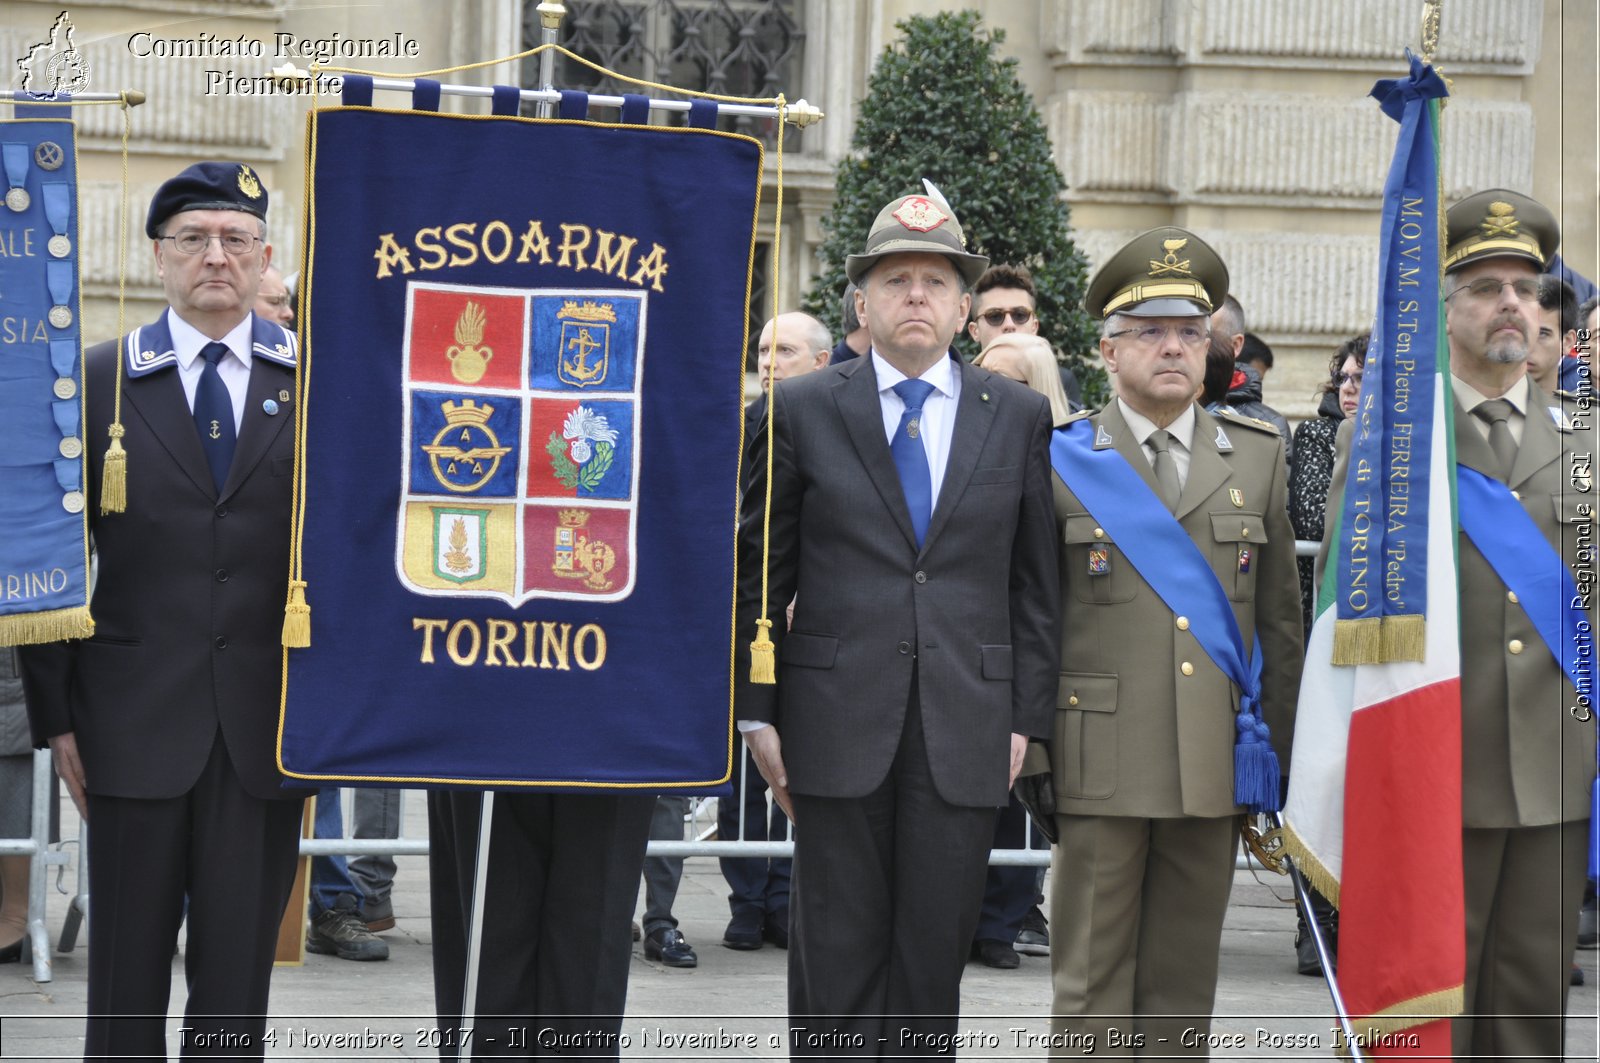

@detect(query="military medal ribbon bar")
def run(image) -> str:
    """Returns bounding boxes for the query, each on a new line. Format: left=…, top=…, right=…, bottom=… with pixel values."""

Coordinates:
left=0, top=116, right=91, bottom=645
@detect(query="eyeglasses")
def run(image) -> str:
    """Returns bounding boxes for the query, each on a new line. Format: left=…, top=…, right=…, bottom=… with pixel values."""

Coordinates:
left=1107, top=323, right=1210, bottom=349
left=1335, top=371, right=1364, bottom=388
left=160, top=230, right=262, bottom=256
left=257, top=293, right=291, bottom=308
left=1445, top=276, right=1540, bottom=303
left=978, top=307, right=1035, bottom=328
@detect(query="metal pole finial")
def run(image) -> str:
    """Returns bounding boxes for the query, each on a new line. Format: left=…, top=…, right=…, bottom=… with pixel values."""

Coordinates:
left=1420, top=0, right=1443, bottom=66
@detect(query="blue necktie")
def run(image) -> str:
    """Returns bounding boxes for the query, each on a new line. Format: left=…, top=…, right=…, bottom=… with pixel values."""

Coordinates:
left=194, top=341, right=237, bottom=492
left=890, top=378, right=936, bottom=547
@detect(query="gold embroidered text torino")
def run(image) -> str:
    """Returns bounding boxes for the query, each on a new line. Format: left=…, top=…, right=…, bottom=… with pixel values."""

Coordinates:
left=373, top=218, right=669, bottom=292
left=414, top=617, right=608, bottom=670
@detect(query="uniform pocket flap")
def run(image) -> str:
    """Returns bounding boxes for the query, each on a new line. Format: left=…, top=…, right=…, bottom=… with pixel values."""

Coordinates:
left=981, top=644, right=1013, bottom=679
left=1057, top=671, right=1118, bottom=712
left=968, top=464, right=1019, bottom=486
left=782, top=631, right=838, bottom=669
left=1063, top=514, right=1112, bottom=544
left=1209, top=511, right=1267, bottom=543
left=1554, top=493, right=1594, bottom=524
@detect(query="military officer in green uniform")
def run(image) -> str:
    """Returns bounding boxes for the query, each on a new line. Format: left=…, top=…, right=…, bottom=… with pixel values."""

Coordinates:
left=1046, top=228, right=1303, bottom=1055
left=1322, top=189, right=1594, bottom=1060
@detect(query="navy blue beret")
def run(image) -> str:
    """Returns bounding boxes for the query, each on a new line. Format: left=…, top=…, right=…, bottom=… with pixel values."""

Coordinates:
left=146, top=161, right=269, bottom=238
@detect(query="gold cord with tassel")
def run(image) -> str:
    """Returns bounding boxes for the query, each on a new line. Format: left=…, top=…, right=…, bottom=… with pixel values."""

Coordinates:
left=100, top=98, right=134, bottom=513
left=747, top=98, right=786, bottom=684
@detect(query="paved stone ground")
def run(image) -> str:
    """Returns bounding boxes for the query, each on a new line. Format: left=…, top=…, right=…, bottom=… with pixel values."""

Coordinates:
left=2, top=793, right=1595, bottom=1059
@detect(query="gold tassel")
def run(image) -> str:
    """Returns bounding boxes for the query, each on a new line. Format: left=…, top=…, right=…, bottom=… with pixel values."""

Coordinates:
left=100, top=426, right=127, bottom=514
left=1330, top=616, right=1382, bottom=665
left=0, top=606, right=95, bottom=647
left=282, top=579, right=311, bottom=647
left=748, top=616, right=776, bottom=684
left=1379, top=613, right=1426, bottom=663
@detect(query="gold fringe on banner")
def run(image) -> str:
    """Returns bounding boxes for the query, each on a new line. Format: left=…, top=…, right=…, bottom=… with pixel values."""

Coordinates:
left=1331, top=616, right=1383, bottom=665
left=1330, top=987, right=1464, bottom=1058
left=1277, top=826, right=1342, bottom=908
left=1379, top=613, right=1426, bottom=663
left=0, top=606, right=94, bottom=646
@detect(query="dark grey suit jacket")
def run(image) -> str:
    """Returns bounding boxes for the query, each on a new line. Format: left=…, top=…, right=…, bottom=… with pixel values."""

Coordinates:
left=735, top=354, right=1060, bottom=808
left=21, top=311, right=306, bottom=802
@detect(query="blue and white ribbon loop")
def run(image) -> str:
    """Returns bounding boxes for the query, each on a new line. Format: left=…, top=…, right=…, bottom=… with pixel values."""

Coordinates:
left=1, top=141, right=30, bottom=211
left=1052, top=419, right=1281, bottom=811
left=1333, top=51, right=1450, bottom=664
left=45, top=259, right=74, bottom=329
left=42, top=182, right=71, bottom=257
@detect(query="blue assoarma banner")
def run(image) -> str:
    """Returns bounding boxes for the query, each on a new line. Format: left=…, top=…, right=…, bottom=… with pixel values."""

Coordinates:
left=279, top=106, right=762, bottom=791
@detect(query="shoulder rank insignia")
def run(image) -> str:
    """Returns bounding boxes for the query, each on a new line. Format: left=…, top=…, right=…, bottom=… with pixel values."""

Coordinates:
left=1215, top=408, right=1281, bottom=436
left=1094, top=423, right=1115, bottom=448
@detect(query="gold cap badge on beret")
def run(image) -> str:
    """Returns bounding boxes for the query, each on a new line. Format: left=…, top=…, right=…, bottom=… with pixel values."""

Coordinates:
left=1085, top=226, right=1229, bottom=319
left=845, top=189, right=989, bottom=287
left=237, top=165, right=263, bottom=200
left=1443, top=188, right=1558, bottom=272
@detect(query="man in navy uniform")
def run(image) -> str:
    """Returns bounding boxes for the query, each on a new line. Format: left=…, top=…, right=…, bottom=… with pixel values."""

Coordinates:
left=21, top=161, right=305, bottom=1059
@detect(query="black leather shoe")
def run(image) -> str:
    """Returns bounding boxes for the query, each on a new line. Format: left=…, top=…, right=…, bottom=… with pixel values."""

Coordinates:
left=972, top=939, right=1020, bottom=970
left=763, top=909, right=789, bottom=949
left=722, top=910, right=762, bottom=951
left=644, top=927, right=698, bottom=968
left=1295, top=929, right=1323, bottom=977
left=1572, top=963, right=1585, bottom=987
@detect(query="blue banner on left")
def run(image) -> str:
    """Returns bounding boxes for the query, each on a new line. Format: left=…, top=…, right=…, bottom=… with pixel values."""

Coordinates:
left=0, top=118, right=91, bottom=644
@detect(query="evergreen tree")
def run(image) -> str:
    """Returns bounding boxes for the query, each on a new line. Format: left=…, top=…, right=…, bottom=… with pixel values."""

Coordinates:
left=802, top=9, right=1101, bottom=400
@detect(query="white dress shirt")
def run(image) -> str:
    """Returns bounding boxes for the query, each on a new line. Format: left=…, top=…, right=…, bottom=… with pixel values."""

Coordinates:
left=872, top=350, right=961, bottom=513
left=1453, top=373, right=1530, bottom=447
left=166, top=308, right=254, bottom=432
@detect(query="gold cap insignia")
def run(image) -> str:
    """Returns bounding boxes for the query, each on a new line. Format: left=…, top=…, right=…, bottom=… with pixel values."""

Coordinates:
left=237, top=165, right=262, bottom=200
left=890, top=196, right=949, bottom=233
left=1149, top=237, right=1192, bottom=278
left=1481, top=201, right=1519, bottom=239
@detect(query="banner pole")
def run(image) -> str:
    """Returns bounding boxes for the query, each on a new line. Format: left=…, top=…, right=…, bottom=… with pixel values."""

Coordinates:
left=535, top=2, right=565, bottom=119
left=1271, top=812, right=1366, bottom=1060
left=1, top=90, right=146, bottom=105
left=460, top=790, right=496, bottom=1048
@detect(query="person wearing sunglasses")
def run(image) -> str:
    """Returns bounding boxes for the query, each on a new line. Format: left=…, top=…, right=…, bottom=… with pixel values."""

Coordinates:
left=968, top=263, right=1083, bottom=411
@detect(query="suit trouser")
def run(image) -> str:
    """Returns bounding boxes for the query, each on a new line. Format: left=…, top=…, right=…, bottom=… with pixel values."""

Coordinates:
left=717, top=747, right=793, bottom=920
left=788, top=694, right=995, bottom=1059
left=428, top=790, right=653, bottom=1060
left=348, top=787, right=401, bottom=915
left=641, top=796, right=687, bottom=933
left=1049, top=813, right=1241, bottom=1058
left=974, top=794, right=1045, bottom=944
left=1452, top=819, right=1587, bottom=1062
left=85, top=731, right=303, bottom=1062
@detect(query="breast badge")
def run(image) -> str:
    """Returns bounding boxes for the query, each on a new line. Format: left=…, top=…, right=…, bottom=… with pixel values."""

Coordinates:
left=400, top=283, right=642, bottom=604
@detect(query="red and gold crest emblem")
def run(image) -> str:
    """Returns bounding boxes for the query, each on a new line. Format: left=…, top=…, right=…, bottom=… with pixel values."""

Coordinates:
left=890, top=196, right=949, bottom=233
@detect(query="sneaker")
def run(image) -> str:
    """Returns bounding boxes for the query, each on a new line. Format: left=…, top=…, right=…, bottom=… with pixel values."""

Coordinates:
left=1015, top=906, right=1050, bottom=956
left=644, top=926, right=697, bottom=968
left=307, top=902, right=389, bottom=961
left=972, top=939, right=1020, bottom=970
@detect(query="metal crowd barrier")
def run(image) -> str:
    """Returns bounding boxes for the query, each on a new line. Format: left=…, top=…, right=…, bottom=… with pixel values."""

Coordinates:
left=15, top=538, right=1322, bottom=979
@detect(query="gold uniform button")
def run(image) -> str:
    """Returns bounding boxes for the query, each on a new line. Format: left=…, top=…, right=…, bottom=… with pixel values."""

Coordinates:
left=1241, top=527, right=1250, bottom=538
left=1175, top=616, right=1189, bottom=631
left=1510, top=490, right=1521, bottom=500
left=1508, top=639, right=1524, bottom=655
left=1506, top=591, right=1519, bottom=605
left=1093, top=528, right=1105, bottom=539
left=1068, top=694, right=1079, bottom=706
left=1180, top=661, right=1194, bottom=676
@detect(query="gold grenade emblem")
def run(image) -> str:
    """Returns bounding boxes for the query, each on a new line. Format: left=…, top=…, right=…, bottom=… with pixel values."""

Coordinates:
left=447, top=301, right=493, bottom=384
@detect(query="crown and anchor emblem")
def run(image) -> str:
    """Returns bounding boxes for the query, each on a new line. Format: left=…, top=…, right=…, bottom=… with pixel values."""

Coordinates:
left=557, top=300, right=617, bottom=388
left=1149, top=237, right=1192, bottom=278
left=1481, top=200, right=1520, bottom=239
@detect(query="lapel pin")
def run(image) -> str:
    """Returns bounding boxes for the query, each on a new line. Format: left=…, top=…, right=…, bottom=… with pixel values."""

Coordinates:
left=263, top=399, right=280, bottom=416
left=1230, top=488, right=1244, bottom=508
left=981, top=391, right=990, bottom=402
left=1094, top=424, right=1114, bottom=448
left=278, top=389, right=291, bottom=403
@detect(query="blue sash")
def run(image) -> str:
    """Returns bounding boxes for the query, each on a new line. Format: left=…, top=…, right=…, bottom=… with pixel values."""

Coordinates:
left=1051, top=419, right=1279, bottom=812
left=1457, top=465, right=1598, bottom=875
